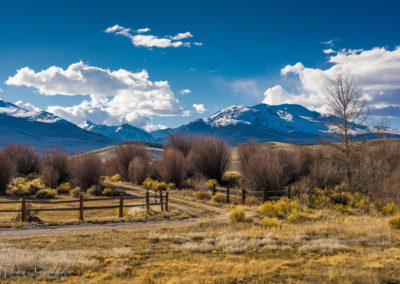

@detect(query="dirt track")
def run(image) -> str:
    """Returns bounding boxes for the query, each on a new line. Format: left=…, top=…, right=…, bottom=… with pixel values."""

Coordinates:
left=0, top=183, right=229, bottom=239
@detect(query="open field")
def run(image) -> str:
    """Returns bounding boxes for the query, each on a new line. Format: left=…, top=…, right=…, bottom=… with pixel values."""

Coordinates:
left=0, top=204, right=399, bottom=283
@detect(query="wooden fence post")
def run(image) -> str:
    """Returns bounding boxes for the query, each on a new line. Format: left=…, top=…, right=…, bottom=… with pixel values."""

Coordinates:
left=212, top=184, right=216, bottom=196
left=145, top=191, right=150, bottom=215
left=242, top=188, right=246, bottom=204
left=79, top=194, right=84, bottom=221
left=119, top=192, right=124, bottom=218
left=226, top=186, right=230, bottom=203
left=165, top=192, right=169, bottom=212
left=21, top=196, right=27, bottom=222
left=160, top=190, right=164, bottom=212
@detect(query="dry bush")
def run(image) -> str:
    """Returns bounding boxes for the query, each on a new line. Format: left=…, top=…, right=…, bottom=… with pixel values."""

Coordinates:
left=2, top=144, right=40, bottom=175
left=193, top=190, right=211, bottom=200
left=157, top=147, right=188, bottom=187
left=240, top=147, right=297, bottom=193
left=70, top=153, right=103, bottom=190
left=105, top=143, right=150, bottom=180
left=128, top=156, right=150, bottom=185
left=189, top=135, right=231, bottom=182
left=307, top=154, right=344, bottom=189
left=40, top=148, right=70, bottom=188
left=0, top=152, right=15, bottom=194
left=166, top=133, right=194, bottom=157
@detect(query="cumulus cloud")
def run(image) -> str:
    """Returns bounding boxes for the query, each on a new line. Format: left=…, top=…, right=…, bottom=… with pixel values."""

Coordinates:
left=179, top=89, right=192, bottom=95
left=6, top=61, right=189, bottom=129
left=263, top=46, right=400, bottom=117
left=105, top=24, right=200, bottom=48
left=193, top=103, right=206, bottom=114
left=323, top=48, right=336, bottom=54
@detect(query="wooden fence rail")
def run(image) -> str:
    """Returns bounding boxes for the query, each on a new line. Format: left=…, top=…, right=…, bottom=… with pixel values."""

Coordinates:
left=211, top=184, right=288, bottom=203
left=0, top=190, right=168, bottom=222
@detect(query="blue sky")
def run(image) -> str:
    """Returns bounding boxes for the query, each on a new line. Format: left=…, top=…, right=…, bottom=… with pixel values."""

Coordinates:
left=1, top=0, right=400, bottom=130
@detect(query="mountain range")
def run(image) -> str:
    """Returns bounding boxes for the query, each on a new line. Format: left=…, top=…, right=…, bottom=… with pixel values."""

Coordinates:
left=0, top=99, right=399, bottom=152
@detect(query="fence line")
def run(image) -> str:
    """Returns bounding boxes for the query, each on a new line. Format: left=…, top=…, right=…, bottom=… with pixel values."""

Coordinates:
left=0, top=190, right=168, bottom=222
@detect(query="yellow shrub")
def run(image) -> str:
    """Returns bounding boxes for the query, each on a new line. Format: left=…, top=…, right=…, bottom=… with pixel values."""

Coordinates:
left=230, top=207, right=245, bottom=222
left=28, top=178, right=44, bottom=193
left=70, top=187, right=81, bottom=197
left=245, top=196, right=260, bottom=206
left=382, top=203, right=399, bottom=216
left=212, top=193, right=225, bottom=203
left=58, top=182, right=72, bottom=194
left=334, top=204, right=353, bottom=215
left=260, top=198, right=302, bottom=218
left=222, top=171, right=243, bottom=187
left=153, top=182, right=167, bottom=192
left=35, top=188, right=57, bottom=199
left=355, top=198, right=371, bottom=213
left=9, top=184, right=31, bottom=196
left=287, top=211, right=316, bottom=223
left=206, top=179, right=218, bottom=189
left=193, top=191, right=211, bottom=200
left=259, top=217, right=282, bottom=228
left=110, top=174, right=122, bottom=182
left=143, top=178, right=154, bottom=190
left=102, top=187, right=118, bottom=196
left=389, top=216, right=400, bottom=229
left=87, top=185, right=102, bottom=196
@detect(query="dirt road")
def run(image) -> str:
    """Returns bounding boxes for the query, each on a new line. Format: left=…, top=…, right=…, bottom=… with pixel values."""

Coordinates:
left=0, top=183, right=229, bottom=238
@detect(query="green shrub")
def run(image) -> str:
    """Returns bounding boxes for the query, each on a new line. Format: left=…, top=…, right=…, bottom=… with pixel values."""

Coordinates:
left=87, top=185, right=102, bottom=196
left=230, top=207, right=245, bottom=222
left=212, top=193, right=225, bottom=203
left=57, top=182, right=72, bottom=194
left=35, top=188, right=57, bottom=199
left=389, top=216, right=400, bottom=229
left=70, top=187, right=81, bottom=197
left=382, top=203, right=399, bottom=216
left=259, top=198, right=302, bottom=218
left=102, top=187, right=118, bottom=196
left=259, top=217, right=282, bottom=228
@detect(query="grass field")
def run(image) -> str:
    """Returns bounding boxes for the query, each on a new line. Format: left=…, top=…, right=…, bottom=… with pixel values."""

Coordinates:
left=1, top=206, right=399, bottom=283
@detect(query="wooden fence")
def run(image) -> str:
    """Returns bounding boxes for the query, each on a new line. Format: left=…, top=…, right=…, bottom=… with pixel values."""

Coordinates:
left=0, top=190, right=169, bottom=222
left=211, top=184, right=288, bottom=204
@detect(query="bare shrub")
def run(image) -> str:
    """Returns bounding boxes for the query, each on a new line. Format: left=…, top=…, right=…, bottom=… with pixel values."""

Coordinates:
left=128, top=156, right=149, bottom=185
left=2, top=144, right=39, bottom=175
left=40, top=148, right=70, bottom=188
left=0, top=152, right=15, bottom=194
left=166, top=133, right=194, bottom=157
left=307, top=154, right=344, bottom=189
left=189, top=135, right=231, bottom=182
left=157, top=147, right=188, bottom=187
left=106, top=143, right=150, bottom=180
left=70, top=153, right=103, bottom=190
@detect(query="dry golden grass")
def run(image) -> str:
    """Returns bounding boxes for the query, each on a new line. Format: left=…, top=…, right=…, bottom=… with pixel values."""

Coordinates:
left=1, top=206, right=400, bottom=283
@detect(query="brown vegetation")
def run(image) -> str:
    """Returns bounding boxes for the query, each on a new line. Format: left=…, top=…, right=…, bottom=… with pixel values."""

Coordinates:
left=70, top=153, right=103, bottom=190
left=2, top=144, right=40, bottom=175
left=40, top=148, right=70, bottom=188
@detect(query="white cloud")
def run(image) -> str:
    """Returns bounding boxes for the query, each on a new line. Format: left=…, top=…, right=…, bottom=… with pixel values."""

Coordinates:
left=263, top=46, right=400, bottom=117
left=179, top=89, right=192, bottom=95
left=231, top=79, right=263, bottom=98
left=321, top=39, right=335, bottom=46
left=323, top=48, right=336, bottom=54
left=193, top=103, right=206, bottom=114
left=144, top=123, right=167, bottom=132
left=105, top=24, right=200, bottom=49
left=136, top=27, right=150, bottom=33
left=6, top=61, right=189, bottom=129
left=193, top=42, right=203, bottom=46
left=14, top=100, right=41, bottom=112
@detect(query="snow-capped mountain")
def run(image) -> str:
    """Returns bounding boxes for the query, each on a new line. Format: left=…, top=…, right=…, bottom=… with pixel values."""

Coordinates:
left=0, top=100, right=73, bottom=125
left=0, top=99, right=117, bottom=153
left=80, top=121, right=154, bottom=142
left=152, top=103, right=400, bottom=144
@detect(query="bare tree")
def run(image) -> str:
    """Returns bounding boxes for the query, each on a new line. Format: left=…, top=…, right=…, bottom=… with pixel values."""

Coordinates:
left=324, top=73, right=368, bottom=190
